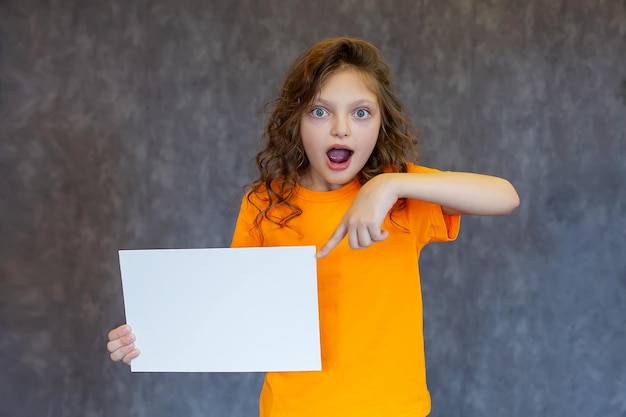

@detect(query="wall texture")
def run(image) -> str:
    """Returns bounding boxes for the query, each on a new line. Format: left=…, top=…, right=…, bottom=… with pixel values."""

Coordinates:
left=1, top=1, right=625, bottom=416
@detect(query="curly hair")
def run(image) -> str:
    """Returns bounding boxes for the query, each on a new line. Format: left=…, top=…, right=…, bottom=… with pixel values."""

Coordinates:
left=247, top=37, right=419, bottom=238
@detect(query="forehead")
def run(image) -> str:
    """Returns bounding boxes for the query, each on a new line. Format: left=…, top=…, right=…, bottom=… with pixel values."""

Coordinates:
left=317, top=67, right=379, bottom=100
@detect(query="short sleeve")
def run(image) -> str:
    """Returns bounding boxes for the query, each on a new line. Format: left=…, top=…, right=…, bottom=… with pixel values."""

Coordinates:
left=428, top=203, right=461, bottom=242
left=406, top=163, right=461, bottom=244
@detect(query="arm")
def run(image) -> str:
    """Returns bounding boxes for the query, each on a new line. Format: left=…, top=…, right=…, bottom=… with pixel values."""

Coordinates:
left=384, top=171, right=520, bottom=216
left=316, top=171, right=519, bottom=258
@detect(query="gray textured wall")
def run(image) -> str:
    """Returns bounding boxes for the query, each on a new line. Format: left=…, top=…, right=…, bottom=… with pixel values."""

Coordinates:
left=1, top=1, right=625, bottom=416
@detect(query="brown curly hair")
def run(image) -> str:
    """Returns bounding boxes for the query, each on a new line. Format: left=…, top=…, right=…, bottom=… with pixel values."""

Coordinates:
left=247, top=37, right=419, bottom=237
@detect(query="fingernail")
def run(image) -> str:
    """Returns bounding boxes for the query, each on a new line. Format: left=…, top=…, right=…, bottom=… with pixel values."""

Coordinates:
left=125, top=334, right=135, bottom=343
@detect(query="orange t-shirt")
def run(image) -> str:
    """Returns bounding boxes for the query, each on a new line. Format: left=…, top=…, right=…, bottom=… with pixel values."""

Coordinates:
left=231, top=164, right=460, bottom=417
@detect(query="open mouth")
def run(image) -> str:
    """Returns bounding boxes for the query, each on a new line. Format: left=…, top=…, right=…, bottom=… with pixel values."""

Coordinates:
left=326, top=148, right=353, bottom=164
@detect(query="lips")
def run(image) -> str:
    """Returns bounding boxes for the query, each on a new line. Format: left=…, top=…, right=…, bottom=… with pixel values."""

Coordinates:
left=326, top=148, right=353, bottom=164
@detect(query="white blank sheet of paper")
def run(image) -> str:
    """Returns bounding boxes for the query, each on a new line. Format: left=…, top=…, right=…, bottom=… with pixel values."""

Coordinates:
left=118, top=246, right=321, bottom=372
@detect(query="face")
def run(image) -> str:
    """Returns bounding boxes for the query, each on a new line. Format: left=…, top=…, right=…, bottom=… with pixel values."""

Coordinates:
left=299, top=68, right=381, bottom=192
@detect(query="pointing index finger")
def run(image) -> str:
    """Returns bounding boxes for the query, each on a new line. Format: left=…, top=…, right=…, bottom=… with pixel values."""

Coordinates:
left=317, top=222, right=348, bottom=258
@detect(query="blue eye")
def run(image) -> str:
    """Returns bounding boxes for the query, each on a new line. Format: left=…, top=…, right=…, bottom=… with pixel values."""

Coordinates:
left=354, top=108, right=370, bottom=119
left=311, top=107, right=328, bottom=118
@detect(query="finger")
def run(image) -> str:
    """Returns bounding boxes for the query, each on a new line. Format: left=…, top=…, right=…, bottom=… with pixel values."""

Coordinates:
left=346, top=222, right=363, bottom=249
left=108, top=324, right=132, bottom=341
left=356, top=224, right=373, bottom=248
left=107, top=332, right=136, bottom=353
left=369, top=227, right=389, bottom=243
left=109, top=342, right=137, bottom=362
left=122, top=348, right=141, bottom=365
left=317, top=222, right=348, bottom=258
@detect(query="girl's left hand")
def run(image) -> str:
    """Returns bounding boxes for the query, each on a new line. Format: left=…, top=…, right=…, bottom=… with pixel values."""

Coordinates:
left=317, top=174, right=397, bottom=258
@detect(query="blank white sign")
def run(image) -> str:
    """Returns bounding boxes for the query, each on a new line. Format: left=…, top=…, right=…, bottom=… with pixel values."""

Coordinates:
left=118, top=246, right=321, bottom=372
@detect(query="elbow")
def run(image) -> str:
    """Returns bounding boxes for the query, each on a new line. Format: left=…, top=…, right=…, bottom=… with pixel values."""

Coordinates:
left=500, top=180, right=520, bottom=215
left=503, top=193, right=520, bottom=215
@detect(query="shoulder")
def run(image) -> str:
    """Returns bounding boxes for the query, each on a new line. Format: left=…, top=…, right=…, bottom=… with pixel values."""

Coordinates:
left=242, top=181, right=273, bottom=204
left=236, top=186, right=266, bottom=217
left=406, top=162, right=442, bottom=174
left=402, top=163, right=461, bottom=243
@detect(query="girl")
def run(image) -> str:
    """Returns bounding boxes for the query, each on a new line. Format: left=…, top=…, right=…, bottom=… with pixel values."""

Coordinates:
left=107, top=37, right=519, bottom=417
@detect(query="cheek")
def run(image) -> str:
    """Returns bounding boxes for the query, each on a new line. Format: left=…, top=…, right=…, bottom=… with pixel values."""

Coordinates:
left=300, top=123, right=324, bottom=148
left=300, top=119, right=313, bottom=139
left=299, top=132, right=316, bottom=160
left=356, top=123, right=380, bottom=149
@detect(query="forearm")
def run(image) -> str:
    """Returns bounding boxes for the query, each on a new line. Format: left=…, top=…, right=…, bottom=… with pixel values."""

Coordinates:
left=382, top=171, right=520, bottom=216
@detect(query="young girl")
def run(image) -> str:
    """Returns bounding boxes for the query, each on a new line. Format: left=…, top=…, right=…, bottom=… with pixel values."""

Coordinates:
left=107, top=37, right=519, bottom=417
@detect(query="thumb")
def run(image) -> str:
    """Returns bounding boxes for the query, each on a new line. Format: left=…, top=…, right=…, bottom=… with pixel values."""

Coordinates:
left=317, top=221, right=348, bottom=258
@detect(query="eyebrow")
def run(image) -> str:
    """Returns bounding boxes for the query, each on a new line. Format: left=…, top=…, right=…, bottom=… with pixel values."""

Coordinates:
left=312, top=98, right=378, bottom=108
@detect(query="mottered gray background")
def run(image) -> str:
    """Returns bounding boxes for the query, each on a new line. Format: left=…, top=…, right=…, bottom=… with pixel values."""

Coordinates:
left=1, top=1, right=625, bottom=416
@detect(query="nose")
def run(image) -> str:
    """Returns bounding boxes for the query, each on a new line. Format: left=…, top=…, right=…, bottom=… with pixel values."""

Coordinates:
left=331, top=115, right=350, bottom=138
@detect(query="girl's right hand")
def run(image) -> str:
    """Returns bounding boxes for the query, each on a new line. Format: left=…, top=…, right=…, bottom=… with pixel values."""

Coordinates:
left=107, top=324, right=140, bottom=365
